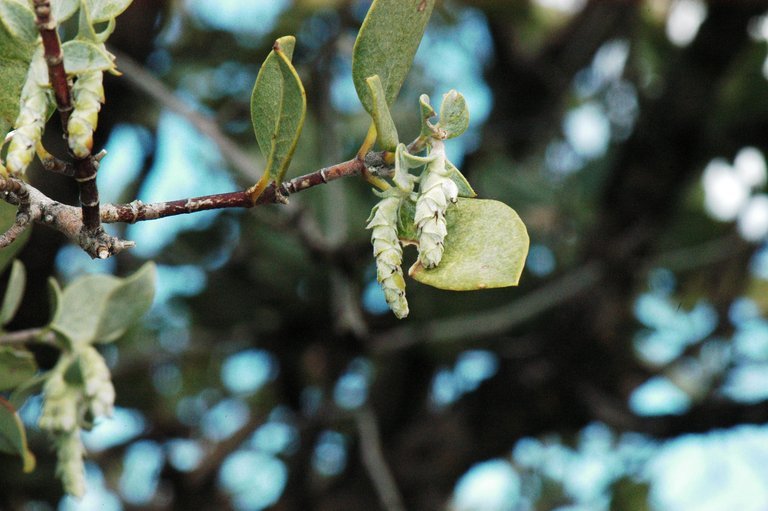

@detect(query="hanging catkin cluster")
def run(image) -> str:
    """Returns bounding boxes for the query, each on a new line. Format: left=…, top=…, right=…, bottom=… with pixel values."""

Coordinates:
left=414, top=138, right=458, bottom=268
left=366, top=90, right=470, bottom=318
left=367, top=194, right=409, bottom=318
left=38, top=347, right=116, bottom=497
left=67, top=70, right=105, bottom=158
left=4, top=58, right=53, bottom=176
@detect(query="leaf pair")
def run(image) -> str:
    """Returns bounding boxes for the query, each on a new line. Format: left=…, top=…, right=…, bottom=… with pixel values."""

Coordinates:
left=352, top=0, right=436, bottom=155
left=64, top=0, right=129, bottom=75
left=419, top=92, right=469, bottom=141
left=55, top=0, right=134, bottom=25
left=249, top=36, right=306, bottom=201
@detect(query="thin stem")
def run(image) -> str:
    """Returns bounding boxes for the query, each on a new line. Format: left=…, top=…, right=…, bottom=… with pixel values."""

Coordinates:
left=36, top=142, right=75, bottom=176
left=0, top=328, right=57, bottom=347
left=0, top=178, right=34, bottom=248
left=0, top=216, right=32, bottom=249
left=357, top=123, right=390, bottom=190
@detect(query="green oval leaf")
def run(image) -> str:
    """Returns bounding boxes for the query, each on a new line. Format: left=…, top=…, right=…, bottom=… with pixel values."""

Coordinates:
left=438, top=89, right=469, bottom=139
left=50, top=262, right=156, bottom=345
left=352, top=0, right=436, bottom=114
left=0, top=0, right=37, bottom=45
left=0, top=396, right=35, bottom=472
left=397, top=195, right=418, bottom=241
left=0, top=203, right=32, bottom=272
left=0, top=347, right=37, bottom=391
left=419, top=93, right=437, bottom=138
left=409, top=198, right=529, bottom=290
left=249, top=36, right=307, bottom=199
left=9, top=371, right=46, bottom=409
left=0, top=0, right=36, bottom=137
left=366, top=75, right=399, bottom=151
left=92, top=261, right=156, bottom=343
left=48, top=277, right=63, bottom=325
left=53, top=0, right=80, bottom=23
left=85, top=0, right=133, bottom=22
left=1, top=259, right=26, bottom=325
left=62, top=39, right=114, bottom=74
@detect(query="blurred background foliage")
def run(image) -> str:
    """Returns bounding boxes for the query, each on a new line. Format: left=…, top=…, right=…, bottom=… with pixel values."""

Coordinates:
left=5, top=0, right=768, bottom=509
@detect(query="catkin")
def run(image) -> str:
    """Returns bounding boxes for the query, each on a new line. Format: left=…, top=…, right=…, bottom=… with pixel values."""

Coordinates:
left=366, top=195, right=409, bottom=318
left=5, top=69, right=52, bottom=175
left=67, top=70, right=104, bottom=158
left=414, top=139, right=458, bottom=268
left=80, top=345, right=115, bottom=418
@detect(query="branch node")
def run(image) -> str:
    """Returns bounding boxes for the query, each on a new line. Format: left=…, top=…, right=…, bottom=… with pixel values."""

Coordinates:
left=275, top=189, right=289, bottom=205
left=77, top=227, right=135, bottom=259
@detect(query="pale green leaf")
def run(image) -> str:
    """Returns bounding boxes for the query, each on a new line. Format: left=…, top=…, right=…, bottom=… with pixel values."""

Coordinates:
left=92, top=261, right=156, bottom=343
left=0, top=396, right=35, bottom=472
left=85, top=0, right=132, bottom=22
left=366, top=75, right=398, bottom=151
left=50, top=262, right=156, bottom=345
left=352, top=0, right=436, bottom=114
left=63, top=356, right=85, bottom=385
left=0, top=0, right=37, bottom=45
left=445, top=159, right=476, bottom=198
left=438, top=89, right=469, bottom=139
left=77, top=0, right=116, bottom=43
left=409, top=198, right=529, bottom=290
left=0, top=204, right=32, bottom=273
left=419, top=93, right=436, bottom=138
left=9, top=371, right=47, bottom=409
left=62, top=39, right=114, bottom=74
left=249, top=36, right=306, bottom=196
left=0, top=2, right=36, bottom=137
left=397, top=195, right=419, bottom=241
left=251, top=36, right=296, bottom=162
left=0, top=347, right=37, bottom=391
left=47, top=277, right=63, bottom=325
left=53, top=0, right=80, bottom=22
left=1, top=259, right=26, bottom=325
left=393, top=143, right=417, bottom=191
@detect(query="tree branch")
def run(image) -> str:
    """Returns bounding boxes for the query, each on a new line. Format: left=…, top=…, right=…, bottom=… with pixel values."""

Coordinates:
left=0, top=154, right=367, bottom=257
left=99, top=157, right=366, bottom=223
left=355, top=406, right=406, bottom=511
left=371, top=261, right=604, bottom=352
left=0, top=178, right=33, bottom=248
left=186, top=412, right=266, bottom=488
